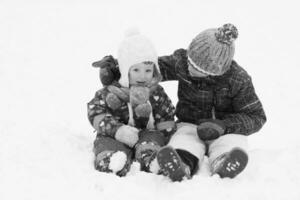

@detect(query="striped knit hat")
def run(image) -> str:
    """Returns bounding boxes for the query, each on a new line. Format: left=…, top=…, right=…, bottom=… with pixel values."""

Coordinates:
left=187, top=24, right=238, bottom=76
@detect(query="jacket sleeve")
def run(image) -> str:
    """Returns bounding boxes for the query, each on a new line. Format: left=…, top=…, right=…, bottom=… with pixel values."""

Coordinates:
left=151, top=86, right=177, bottom=141
left=87, top=88, right=124, bottom=138
left=221, top=78, right=267, bottom=135
left=158, top=49, right=186, bottom=81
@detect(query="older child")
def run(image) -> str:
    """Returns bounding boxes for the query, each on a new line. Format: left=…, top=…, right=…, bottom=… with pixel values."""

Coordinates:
left=87, top=32, right=176, bottom=176
left=96, top=24, right=266, bottom=181
left=155, top=24, right=266, bottom=181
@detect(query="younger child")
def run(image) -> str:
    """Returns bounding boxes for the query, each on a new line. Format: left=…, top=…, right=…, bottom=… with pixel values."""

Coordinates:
left=87, top=32, right=176, bottom=176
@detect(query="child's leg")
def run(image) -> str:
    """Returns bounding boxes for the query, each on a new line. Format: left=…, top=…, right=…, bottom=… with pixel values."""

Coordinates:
left=156, top=123, right=206, bottom=181
left=208, top=134, right=248, bottom=178
left=93, top=136, right=133, bottom=177
left=135, top=129, right=165, bottom=172
left=176, top=149, right=200, bottom=176
left=168, top=123, right=206, bottom=164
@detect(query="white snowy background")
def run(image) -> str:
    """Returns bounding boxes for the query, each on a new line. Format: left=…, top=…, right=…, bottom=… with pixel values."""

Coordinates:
left=1, top=0, right=300, bottom=200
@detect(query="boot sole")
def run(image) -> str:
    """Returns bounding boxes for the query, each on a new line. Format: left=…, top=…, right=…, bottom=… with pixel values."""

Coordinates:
left=157, top=146, right=190, bottom=182
left=214, top=147, right=248, bottom=178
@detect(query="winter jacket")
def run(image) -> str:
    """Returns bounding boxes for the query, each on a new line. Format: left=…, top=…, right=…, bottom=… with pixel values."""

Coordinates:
left=87, top=84, right=176, bottom=139
left=158, top=49, right=266, bottom=135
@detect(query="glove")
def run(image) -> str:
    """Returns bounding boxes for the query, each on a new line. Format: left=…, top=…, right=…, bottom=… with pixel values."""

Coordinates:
left=92, top=55, right=120, bottom=85
left=197, top=119, right=226, bottom=141
left=106, top=92, right=122, bottom=110
left=115, top=125, right=139, bottom=147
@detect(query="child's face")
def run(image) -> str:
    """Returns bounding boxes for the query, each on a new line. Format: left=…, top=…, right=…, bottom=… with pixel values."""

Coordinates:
left=129, top=62, right=154, bottom=86
left=188, top=63, right=208, bottom=77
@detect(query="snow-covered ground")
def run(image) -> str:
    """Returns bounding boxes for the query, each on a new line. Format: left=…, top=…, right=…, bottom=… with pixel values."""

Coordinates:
left=1, top=1, right=300, bottom=200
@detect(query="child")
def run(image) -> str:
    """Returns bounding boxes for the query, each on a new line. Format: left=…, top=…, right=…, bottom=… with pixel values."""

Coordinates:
left=96, top=24, right=267, bottom=181
left=87, top=31, right=176, bottom=176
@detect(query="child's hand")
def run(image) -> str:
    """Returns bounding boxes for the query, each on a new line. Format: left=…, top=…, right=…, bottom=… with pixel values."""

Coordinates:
left=105, top=85, right=129, bottom=110
left=197, top=119, right=226, bottom=141
left=92, top=55, right=120, bottom=86
left=106, top=92, right=122, bottom=110
left=115, top=125, right=139, bottom=147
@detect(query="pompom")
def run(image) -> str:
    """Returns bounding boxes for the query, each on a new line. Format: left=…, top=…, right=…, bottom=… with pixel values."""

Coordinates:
left=130, top=86, right=150, bottom=106
left=135, top=103, right=152, bottom=118
left=124, top=27, right=141, bottom=38
left=215, top=23, right=238, bottom=44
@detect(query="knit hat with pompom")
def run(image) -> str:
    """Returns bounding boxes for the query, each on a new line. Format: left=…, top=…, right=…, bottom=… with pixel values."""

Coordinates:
left=117, top=29, right=159, bottom=87
left=187, top=24, right=238, bottom=76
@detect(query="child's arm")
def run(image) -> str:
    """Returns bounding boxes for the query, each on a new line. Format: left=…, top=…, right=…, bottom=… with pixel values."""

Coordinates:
left=94, top=49, right=186, bottom=85
left=87, top=88, right=123, bottom=138
left=221, top=78, right=267, bottom=135
left=88, top=88, right=140, bottom=147
left=151, top=86, right=177, bottom=142
left=158, top=48, right=186, bottom=81
left=92, top=56, right=120, bottom=86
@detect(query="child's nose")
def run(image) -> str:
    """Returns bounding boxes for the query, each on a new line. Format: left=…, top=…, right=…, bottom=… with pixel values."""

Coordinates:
left=138, top=72, right=146, bottom=80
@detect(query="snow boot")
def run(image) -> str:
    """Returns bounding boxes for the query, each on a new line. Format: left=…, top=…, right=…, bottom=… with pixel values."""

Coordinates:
left=94, top=150, right=114, bottom=173
left=135, top=129, right=166, bottom=172
left=135, top=143, right=159, bottom=172
left=210, top=147, right=248, bottom=178
left=157, top=146, right=191, bottom=182
left=94, top=150, right=131, bottom=177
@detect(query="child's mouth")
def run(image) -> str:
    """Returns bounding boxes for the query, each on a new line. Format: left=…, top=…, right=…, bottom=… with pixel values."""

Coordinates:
left=136, top=81, right=147, bottom=86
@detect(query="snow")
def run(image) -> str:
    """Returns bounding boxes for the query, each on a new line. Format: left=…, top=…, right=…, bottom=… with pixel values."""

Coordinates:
left=109, top=151, right=127, bottom=173
left=1, top=0, right=300, bottom=200
left=149, top=158, right=160, bottom=174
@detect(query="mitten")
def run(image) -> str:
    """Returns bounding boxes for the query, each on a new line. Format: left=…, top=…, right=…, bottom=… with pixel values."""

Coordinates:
left=92, top=55, right=120, bottom=85
left=106, top=92, right=122, bottom=110
left=197, top=119, right=226, bottom=141
left=157, top=121, right=177, bottom=143
left=115, top=125, right=139, bottom=147
left=105, top=85, right=129, bottom=110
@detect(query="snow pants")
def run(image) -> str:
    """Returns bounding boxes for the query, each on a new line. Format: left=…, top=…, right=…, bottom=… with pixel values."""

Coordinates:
left=167, top=122, right=248, bottom=174
left=93, top=130, right=166, bottom=172
left=93, top=136, right=132, bottom=159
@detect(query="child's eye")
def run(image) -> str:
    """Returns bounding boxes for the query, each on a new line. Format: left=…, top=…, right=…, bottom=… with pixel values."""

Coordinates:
left=146, top=69, right=152, bottom=73
left=133, top=68, right=139, bottom=72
